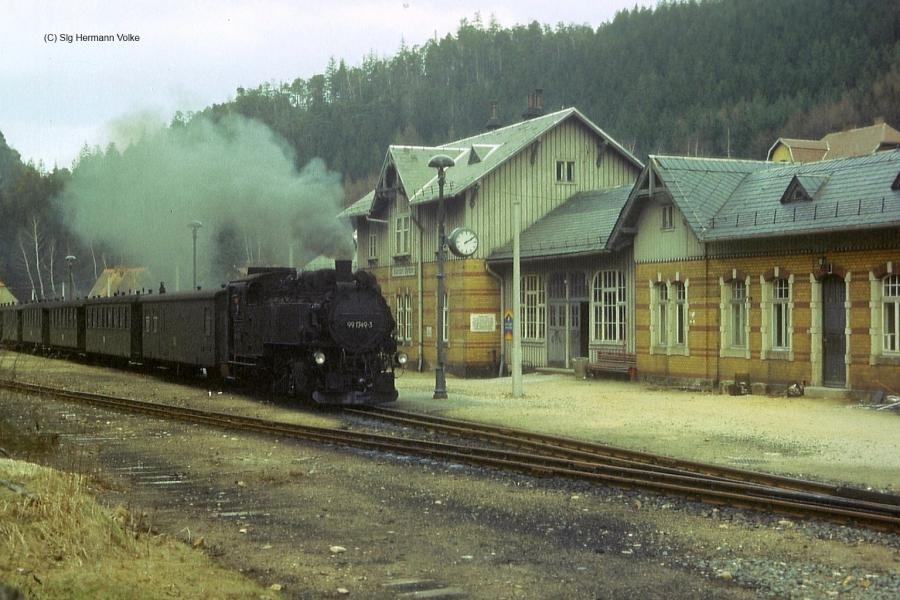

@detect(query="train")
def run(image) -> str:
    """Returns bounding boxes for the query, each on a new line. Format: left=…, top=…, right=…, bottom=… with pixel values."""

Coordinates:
left=0, top=260, right=406, bottom=405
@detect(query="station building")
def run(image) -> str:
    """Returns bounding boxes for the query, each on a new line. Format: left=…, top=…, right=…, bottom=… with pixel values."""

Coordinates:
left=344, top=103, right=900, bottom=396
left=341, top=99, right=643, bottom=376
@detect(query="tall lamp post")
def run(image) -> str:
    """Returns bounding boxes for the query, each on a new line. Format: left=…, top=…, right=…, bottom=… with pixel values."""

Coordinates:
left=65, top=255, right=76, bottom=300
left=428, top=154, right=454, bottom=400
left=189, top=220, right=202, bottom=290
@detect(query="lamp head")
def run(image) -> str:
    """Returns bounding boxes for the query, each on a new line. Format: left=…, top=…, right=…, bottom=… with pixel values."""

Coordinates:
left=428, top=154, right=454, bottom=170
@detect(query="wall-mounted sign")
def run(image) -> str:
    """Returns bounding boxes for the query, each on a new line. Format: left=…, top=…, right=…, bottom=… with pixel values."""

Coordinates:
left=503, top=309, right=513, bottom=340
left=469, top=313, right=496, bottom=332
left=391, top=265, right=416, bottom=278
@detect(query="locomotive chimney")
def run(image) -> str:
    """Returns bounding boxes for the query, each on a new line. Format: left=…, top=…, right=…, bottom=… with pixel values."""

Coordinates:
left=335, top=259, right=353, bottom=281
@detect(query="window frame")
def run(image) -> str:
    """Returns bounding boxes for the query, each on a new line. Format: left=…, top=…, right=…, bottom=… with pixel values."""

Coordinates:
left=729, top=280, right=747, bottom=349
left=393, top=213, right=411, bottom=257
left=395, top=292, right=411, bottom=343
left=592, top=270, right=626, bottom=344
left=555, top=160, right=575, bottom=183
left=655, top=282, right=668, bottom=346
left=521, top=274, right=546, bottom=340
left=673, top=281, right=686, bottom=346
left=661, top=204, right=675, bottom=230
left=883, top=274, right=900, bottom=354
left=368, top=230, right=378, bottom=260
left=771, top=278, right=791, bottom=351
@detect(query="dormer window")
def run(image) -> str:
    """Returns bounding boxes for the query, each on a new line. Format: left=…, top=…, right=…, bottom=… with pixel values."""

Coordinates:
left=780, top=174, right=827, bottom=204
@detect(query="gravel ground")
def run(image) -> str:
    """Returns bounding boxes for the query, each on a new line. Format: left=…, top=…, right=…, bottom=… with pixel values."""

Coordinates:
left=1, top=352, right=898, bottom=599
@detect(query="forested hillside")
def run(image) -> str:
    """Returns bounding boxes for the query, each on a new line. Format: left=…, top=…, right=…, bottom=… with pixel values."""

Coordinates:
left=196, top=0, right=900, bottom=187
left=1, top=0, right=898, bottom=300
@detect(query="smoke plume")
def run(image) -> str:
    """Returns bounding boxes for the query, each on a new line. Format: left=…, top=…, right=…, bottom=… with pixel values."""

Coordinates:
left=60, top=113, right=354, bottom=289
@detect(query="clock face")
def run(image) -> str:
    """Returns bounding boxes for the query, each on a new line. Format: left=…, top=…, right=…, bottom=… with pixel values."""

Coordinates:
left=448, top=227, right=479, bottom=257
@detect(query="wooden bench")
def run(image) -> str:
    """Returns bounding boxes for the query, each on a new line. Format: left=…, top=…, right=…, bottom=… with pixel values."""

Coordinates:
left=587, top=348, right=637, bottom=380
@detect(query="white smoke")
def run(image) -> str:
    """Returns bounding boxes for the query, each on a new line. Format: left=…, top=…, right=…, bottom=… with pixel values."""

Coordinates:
left=60, top=113, right=354, bottom=289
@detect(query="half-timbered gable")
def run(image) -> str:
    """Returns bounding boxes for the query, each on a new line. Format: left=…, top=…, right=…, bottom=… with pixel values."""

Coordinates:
left=612, top=149, right=900, bottom=394
left=342, top=106, right=642, bottom=375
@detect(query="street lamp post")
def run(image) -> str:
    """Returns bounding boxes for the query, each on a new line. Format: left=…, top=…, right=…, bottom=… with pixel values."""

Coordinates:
left=65, top=255, right=76, bottom=300
left=428, top=154, right=454, bottom=400
left=189, top=220, right=202, bottom=290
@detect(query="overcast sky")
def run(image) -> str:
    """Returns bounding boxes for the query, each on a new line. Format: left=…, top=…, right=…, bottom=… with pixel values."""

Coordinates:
left=1, top=0, right=656, bottom=170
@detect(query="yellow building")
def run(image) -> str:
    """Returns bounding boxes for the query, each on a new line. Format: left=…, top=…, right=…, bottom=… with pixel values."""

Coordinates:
left=610, top=150, right=900, bottom=394
left=768, top=121, right=900, bottom=162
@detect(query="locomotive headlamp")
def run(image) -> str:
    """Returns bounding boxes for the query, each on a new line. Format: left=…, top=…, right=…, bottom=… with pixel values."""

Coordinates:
left=313, top=351, right=326, bottom=365
left=395, top=352, right=408, bottom=366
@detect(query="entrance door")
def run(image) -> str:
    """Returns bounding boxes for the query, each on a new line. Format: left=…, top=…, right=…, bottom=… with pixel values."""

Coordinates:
left=547, top=302, right=567, bottom=367
left=822, top=275, right=846, bottom=387
left=547, top=272, right=588, bottom=367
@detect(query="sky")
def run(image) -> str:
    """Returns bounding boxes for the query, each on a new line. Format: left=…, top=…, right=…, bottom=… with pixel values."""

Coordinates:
left=1, top=0, right=656, bottom=170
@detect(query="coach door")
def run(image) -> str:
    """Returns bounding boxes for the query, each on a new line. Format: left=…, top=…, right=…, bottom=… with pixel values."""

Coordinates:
left=821, top=275, right=846, bottom=387
left=547, top=272, right=588, bottom=367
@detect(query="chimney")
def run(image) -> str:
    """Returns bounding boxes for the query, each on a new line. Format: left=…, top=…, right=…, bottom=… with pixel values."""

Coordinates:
left=485, top=101, right=501, bottom=131
left=335, top=259, right=353, bottom=280
left=521, top=88, right=544, bottom=120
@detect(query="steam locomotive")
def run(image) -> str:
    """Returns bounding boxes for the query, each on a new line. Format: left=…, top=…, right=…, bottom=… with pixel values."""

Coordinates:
left=0, top=260, right=404, bottom=405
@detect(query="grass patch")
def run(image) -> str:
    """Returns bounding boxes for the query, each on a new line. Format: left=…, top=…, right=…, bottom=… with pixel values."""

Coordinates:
left=0, top=459, right=280, bottom=599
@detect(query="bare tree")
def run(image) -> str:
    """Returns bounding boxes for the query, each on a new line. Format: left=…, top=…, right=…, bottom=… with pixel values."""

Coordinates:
left=17, top=234, right=36, bottom=300
left=46, top=238, right=57, bottom=297
left=30, top=217, right=46, bottom=299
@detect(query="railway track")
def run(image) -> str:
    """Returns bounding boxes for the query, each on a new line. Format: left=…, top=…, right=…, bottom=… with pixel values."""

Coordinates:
left=3, top=377, right=899, bottom=533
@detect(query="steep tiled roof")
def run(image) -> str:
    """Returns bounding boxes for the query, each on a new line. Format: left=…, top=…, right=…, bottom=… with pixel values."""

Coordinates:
left=488, top=186, right=632, bottom=262
left=648, top=156, right=775, bottom=235
left=821, top=122, right=900, bottom=158
left=768, top=138, right=829, bottom=162
left=649, top=149, right=900, bottom=242
left=340, top=108, right=642, bottom=219
left=767, top=122, right=900, bottom=162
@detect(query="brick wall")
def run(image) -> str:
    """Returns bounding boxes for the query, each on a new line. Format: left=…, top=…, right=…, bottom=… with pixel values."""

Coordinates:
left=635, top=247, right=900, bottom=394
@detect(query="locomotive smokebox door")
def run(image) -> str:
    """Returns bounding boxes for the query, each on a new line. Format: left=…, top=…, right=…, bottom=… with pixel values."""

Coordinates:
left=329, top=288, right=393, bottom=351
